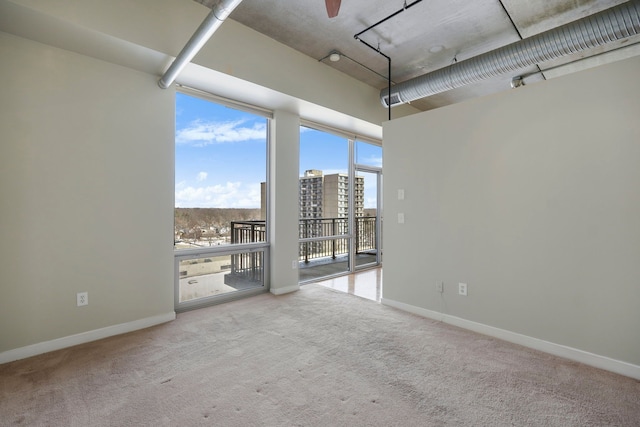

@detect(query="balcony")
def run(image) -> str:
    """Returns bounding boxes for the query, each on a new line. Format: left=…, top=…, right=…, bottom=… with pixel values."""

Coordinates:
left=228, top=217, right=379, bottom=283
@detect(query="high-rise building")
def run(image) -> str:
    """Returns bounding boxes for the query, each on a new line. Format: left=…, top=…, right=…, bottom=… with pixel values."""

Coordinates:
left=261, top=170, right=365, bottom=223
left=299, top=169, right=324, bottom=219
left=299, top=170, right=363, bottom=219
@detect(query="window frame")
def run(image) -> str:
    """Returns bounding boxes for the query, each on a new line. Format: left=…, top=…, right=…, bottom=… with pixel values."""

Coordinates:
left=174, top=87, right=272, bottom=312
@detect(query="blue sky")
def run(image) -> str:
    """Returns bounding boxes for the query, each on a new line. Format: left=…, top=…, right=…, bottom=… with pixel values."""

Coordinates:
left=175, top=92, right=381, bottom=209
left=175, top=93, right=267, bottom=208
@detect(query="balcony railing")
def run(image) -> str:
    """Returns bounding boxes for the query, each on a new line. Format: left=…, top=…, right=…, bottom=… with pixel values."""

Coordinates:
left=230, top=221, right=267, bottom=244
left=224, top=221, right=267, bottom=286
left=230, top=217, right=377, bottom=264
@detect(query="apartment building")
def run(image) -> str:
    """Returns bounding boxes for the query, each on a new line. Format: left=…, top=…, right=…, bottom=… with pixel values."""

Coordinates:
left=299, top=170, right=364, bottom=219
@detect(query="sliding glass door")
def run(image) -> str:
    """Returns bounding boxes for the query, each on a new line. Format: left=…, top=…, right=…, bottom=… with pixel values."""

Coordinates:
left=298, top=127, right=383, bottom=283
left=354, top=140, right=383, bottom=269
left=354, top=169, right=382, bottom=268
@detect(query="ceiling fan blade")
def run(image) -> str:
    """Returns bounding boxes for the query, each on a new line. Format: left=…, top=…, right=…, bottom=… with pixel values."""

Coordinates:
left=325, top=0, right=341, bottom=18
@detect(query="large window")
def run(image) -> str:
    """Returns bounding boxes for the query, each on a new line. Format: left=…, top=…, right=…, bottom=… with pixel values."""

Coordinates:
left=175, top=92, right=267, bottom=248
left=175, top=91, right=269, bottom=310
left=355, top=139, right=383, bottom=268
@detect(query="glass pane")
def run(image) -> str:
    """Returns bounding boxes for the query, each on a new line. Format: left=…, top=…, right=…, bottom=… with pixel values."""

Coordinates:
left=356, top=171, right=379, bottom=267
left=298, top=238, right=350, bottom=282
left=178, top=252, right=264, bottom=303
left=355, top=140, right=382, bottom=168
left=175, top=93, right=267, bottom=250
left=300, top=127, right=348, bottom=176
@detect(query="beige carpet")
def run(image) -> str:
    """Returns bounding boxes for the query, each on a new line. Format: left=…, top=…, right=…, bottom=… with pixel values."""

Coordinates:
left=1, top=284, right=639, bottom=426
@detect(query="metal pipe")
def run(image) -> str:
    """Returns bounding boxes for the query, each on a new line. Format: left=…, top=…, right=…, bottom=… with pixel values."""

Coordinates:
left=354, top=0, right=424, bottom=40
left=381, top=0, right=640, bottom=106
left=388, top=55, right=391, bottom=121
left=354, top=0, right=425, bottom=119
left=354, top=37, right=392, bottom=120
left=158, top=0, right=243, bottom=89
left=319, top=51, right=396, bottom=83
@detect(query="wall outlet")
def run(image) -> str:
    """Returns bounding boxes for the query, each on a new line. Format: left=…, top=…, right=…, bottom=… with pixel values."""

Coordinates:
left=292, top=260, right=298, bottom=270
left=77, top=292, right=88, bottom=306
left=458, top=283, right=467, bottom=296
left=437, top=282, right=444, bottom=293
left=398, top=189, right=405, bottom=200
left=398, top=213, right=405, bottom=224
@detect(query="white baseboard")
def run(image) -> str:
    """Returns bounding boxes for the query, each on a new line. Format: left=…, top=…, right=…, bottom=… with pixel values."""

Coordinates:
left=381, top=298, right=640, bottom=380
left=0, top=312, right=176, bottom=365
left=270, top=285, right=300, bottom=295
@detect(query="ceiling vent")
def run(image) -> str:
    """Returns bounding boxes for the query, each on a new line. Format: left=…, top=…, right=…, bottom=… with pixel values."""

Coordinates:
left=382, top=92, right=404, bottom=108
left=381, top=0, right=640, bottom=106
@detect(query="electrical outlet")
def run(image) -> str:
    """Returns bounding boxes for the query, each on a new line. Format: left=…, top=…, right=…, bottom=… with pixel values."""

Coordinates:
left=458, top=283, right=467, bottom=296
left=437, top=282, right=444, bottom=293
left=292, top=260, right=298, bottom=270
left=77, top=292, right=88, bottom=306
left=398, top=213, right=405, bottom=224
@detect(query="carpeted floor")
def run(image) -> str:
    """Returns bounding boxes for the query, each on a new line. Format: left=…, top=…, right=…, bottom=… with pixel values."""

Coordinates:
left=1, top=284, right=639, bottom=426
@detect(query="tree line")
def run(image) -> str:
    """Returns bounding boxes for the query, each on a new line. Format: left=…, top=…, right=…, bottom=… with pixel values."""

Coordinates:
left=175, top=208, right=262, bottom=240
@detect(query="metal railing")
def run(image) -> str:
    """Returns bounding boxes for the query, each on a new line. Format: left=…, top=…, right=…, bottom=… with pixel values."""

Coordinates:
left=299, top=217, right=376, bottom=263
left=231, top=217, right=377, bottom=264
left=230, top=220, right=267, bottom=244
left=225, top=251, right=264, bottom=286
left=225, top=221, right=267, bottom=285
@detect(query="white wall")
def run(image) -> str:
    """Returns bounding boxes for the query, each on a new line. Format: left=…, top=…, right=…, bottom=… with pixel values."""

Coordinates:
left=269, top=111, right=301, bottom=295
left=383, top=56, right=640, bottom=370
left=0, top=32, right=175, bottom=353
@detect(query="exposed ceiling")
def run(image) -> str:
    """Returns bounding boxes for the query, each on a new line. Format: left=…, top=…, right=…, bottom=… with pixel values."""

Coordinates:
left=196, top=0, right=640, bottom=112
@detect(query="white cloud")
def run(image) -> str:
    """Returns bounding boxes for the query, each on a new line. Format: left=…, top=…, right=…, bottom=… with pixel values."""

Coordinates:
left=175, top=181, right=262, bottom=208
left=197, top=172, right=208, bottom=182
left=176, top=119, right=266, bottom=145
left=363, top=155, right=383, bottom=167
left=365, top=196, right=378, bottom=209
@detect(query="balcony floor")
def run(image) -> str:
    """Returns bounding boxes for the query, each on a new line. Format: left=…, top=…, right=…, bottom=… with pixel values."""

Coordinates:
left=178, top=253, right=380, bottom=304
left=298, top=252, right=378, bottom=283
left=313, top=266, right=382, bottom=302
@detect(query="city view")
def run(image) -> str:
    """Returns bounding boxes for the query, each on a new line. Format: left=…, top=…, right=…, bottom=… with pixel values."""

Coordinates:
left=175, top=92, right=380, bottom=303
left=175, top=170, right=377, bottom=248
